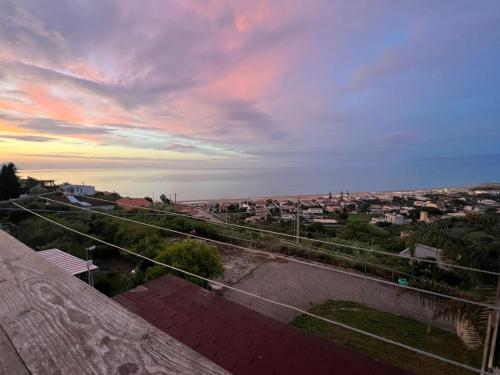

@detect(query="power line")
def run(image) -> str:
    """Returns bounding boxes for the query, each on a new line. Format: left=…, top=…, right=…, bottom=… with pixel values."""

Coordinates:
left=64, top=194, right=500, bottom=276
left=9, top=199, right=483, bottom=374
left=66, top=192, right=500, bottom=277
left=38, top=196, right=500, bottom=312
left=0, top=206, right=193, bottom=217
left=0, top=201, right=454, bottom=288
left=289, top=239, right=460, bottom=291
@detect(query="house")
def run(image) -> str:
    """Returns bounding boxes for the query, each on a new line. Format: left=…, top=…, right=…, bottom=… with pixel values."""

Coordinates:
left=370, top=217, right=387, bottom=225
left=385, top=213, right=404, bottom=225
left=281, top=213, right=295, bottom=221
left=254, top=204, right=269, bottom=218
left=116, top=197, right=152, bottom=211
left=419, top=210, right=429, bottom=222
left=400, top=231, right=413, bottom=239
left=303, top=207, right=323, bottom=217
left=61, top=183, right=96, bottom=196
left=369, top=205, right=384, bottom=216
left=114, top=274, right=407, bottom=375
left=479, top=199, right=498, bottom=206
left=382, top=205, right=401, bottom=212
left=399, top=244, right=448, bottom=269
left=51, top=193, right=115, bottom=210
left=413, top=200, right=427, bottom=207
left=312, top=218, right=338, bottom=225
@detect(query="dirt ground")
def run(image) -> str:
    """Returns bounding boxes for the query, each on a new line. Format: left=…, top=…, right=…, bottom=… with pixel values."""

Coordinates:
left=219, top=252, right=455, bottom=332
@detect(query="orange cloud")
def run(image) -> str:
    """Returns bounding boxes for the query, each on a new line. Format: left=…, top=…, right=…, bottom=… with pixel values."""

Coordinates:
left=25, top=84, right=87, bottom=123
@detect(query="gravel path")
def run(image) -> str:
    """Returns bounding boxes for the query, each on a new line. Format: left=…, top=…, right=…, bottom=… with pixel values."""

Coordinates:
left=222, top=258, right=455, bottom=331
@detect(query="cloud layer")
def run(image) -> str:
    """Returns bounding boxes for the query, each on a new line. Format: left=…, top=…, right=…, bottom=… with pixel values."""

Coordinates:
left=0, top=0, right=499, bottom=169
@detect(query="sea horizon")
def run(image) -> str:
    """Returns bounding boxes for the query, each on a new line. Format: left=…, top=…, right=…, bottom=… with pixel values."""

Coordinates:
left=18, top=161, right=500, bottom=201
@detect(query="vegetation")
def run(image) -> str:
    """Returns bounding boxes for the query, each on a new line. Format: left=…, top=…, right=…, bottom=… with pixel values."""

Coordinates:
left=1, top=193, right=498, bottom=338
left=0, top=199, right=227, bottom=296
left=145, top=239, right=224, bottom=286
left=292, top=300, right=482, bottom=375
left=0, top=162, right=21, bottom=200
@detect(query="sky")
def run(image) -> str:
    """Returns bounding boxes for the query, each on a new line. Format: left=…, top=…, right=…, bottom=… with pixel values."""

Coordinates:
left=0, top=0, right=499, bottom=173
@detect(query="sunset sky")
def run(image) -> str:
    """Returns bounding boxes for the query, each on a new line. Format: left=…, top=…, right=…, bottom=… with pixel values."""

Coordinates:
left=1, top=0, right=499, bottom=171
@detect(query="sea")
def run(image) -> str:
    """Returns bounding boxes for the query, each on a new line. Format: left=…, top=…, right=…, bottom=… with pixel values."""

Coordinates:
left=19, top=160, right=500, bottom=201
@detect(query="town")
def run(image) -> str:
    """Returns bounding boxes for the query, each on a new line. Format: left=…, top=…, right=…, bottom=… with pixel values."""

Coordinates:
left=1, top=171, right=499, bottom=375
left=187, top=184, right=500, bottom=226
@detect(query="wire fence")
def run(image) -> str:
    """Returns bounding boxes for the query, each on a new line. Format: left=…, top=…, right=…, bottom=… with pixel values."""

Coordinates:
left=10, top=198, right=488, bottom=374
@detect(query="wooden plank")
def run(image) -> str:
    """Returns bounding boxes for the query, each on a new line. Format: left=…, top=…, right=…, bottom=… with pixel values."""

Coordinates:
left=0, top=325, right=29, bottom=375
left=0, top=230, right=229, bottom=375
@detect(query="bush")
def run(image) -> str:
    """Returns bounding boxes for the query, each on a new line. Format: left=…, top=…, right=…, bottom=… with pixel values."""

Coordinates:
left=145, top=239, right=224, bottom=286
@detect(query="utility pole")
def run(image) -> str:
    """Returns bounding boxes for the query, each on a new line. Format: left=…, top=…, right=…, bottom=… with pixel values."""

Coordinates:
left=482, top=276, right=500, bottom=374
left=296, top=196, right=300, bottom=246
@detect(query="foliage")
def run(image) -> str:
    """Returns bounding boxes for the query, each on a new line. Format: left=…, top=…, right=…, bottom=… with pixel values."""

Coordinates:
left=145, top=239, right=224, bottom=286
left=160, top=194, right=171, bottom=204
left=0, top=162, right=21, bottom=200
left=94, top=271, right=134, bottom=296
left=292, top=300, right=482, bottom=375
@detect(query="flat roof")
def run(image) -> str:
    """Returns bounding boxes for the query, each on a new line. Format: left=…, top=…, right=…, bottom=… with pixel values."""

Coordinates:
left=37, top=248, right=98, bottom=275
left=0, top=230, right=227, bottom=374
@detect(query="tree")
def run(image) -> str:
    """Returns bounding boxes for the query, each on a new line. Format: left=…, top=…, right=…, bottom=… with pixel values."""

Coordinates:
left=145, top=239, right=224, bottom=286
left=0, top=163, right=21, bottom=200
left=160, top=194, right=171, bottom=204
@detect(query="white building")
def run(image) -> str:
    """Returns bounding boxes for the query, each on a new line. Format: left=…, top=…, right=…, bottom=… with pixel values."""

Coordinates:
left=385, top=213, right=404, bottom=225
left=399, top=244, right=448, bottom=270
left=62, top=183, right=96, bottom=196
left=303, top=207, right=323, bottom=216
left=281, top=213, right=295, bottom=221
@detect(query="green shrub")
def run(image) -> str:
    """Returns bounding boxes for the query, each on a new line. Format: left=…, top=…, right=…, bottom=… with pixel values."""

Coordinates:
left=145, top=239, right=224, bottom=286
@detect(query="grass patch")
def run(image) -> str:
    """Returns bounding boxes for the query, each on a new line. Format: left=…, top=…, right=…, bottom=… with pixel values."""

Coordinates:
left=347, top=213, right=372, bottom=223
left=291, top=300, right=482, bottom=375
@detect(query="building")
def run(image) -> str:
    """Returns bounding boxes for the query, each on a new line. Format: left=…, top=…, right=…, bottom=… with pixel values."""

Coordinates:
left=324, top=205, right=341, bottom=213
left=61, top=183, right=96, bottom=196
left=399, top=244, right=448, bottom=269
left=281, top=213, right=294, bottom=221
left=50, top=193, right=115, bottom=210
left=385, top=213, right=404, bottom=225
left=114, top=274, right=408, bottom=375
left=312, top=218, right=338, bottom=225
left=116, top=197, right=152, bottom=211
left=303, top=207, right=323, bottom=217
left=419, top=210, right=429, bottom=222
left=400, top=231, right=413, bottom=239
left=254, top=204, right=269, bottom=218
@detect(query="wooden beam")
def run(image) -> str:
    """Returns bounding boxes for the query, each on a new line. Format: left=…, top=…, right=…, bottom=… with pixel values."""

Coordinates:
left=0, top=230, right=229, bottom=374
left=0, top=325, right=29, bottom=375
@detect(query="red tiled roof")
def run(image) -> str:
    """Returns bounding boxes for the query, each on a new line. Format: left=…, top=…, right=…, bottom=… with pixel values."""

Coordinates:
left=116, top=197, right=151, bottom=210
left=114, top=275, right=409, bottom=375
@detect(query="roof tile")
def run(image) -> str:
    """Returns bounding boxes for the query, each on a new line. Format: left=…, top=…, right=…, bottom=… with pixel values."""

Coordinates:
left=115, top=274, right=410, bottom=375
